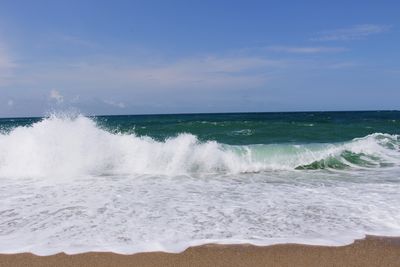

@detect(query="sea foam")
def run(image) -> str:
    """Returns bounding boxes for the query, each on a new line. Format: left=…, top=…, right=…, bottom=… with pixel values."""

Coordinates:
left=0, top=115, right=398, bottom=179
left=0, top=115, right=399, bottom=255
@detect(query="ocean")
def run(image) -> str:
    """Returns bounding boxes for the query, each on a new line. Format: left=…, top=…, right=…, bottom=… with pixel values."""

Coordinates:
left=0, top=111, right=399, bottom=255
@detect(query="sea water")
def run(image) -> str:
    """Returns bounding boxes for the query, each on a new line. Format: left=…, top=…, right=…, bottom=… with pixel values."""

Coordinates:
left=0, top=111, right=399, bottom=255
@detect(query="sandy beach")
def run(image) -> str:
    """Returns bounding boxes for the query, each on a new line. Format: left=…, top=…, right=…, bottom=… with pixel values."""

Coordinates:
left=0, top=236, right=399, bottom=267
left=1, top=0, right=400, bottom=266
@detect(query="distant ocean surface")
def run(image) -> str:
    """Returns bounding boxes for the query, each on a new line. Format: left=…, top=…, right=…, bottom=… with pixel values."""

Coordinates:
left=0, top=111, right=399, bottom=255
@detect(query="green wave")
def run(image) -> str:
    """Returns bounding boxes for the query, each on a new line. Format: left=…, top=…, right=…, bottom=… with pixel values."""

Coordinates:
left=295, top=151, right=377, bottom=170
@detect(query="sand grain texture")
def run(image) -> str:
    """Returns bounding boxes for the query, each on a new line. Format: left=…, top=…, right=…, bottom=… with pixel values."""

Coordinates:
left=0, top=236, right=399, bottom=267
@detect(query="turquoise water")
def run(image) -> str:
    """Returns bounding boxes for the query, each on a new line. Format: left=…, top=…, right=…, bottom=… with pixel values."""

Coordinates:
left=98, top=111, right=400, bottom=144
left=0, top=111, right=399, bottom=255
left=2, top=111, right=399, bottom=144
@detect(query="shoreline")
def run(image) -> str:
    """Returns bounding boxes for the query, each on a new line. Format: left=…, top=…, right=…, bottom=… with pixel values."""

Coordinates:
left=0, top=236, right=399, bottom=267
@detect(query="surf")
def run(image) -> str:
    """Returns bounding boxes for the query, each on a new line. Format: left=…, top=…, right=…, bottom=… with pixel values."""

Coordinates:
left=0, top=113, right=399, bottom=256
left=0, top=114, right=398, bottom=179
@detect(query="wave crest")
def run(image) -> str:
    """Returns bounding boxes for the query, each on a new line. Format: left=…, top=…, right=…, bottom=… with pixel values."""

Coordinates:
left=0, top=115, right=398, bottom=178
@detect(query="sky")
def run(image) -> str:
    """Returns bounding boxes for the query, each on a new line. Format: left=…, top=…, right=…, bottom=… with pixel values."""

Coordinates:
left=0, top=0, right=399, bottom=117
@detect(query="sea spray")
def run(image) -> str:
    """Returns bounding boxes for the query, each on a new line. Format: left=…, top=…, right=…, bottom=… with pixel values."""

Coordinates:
left=0, top=115, right=398, bottom=179
left=0, top=112, right=399, bottom=255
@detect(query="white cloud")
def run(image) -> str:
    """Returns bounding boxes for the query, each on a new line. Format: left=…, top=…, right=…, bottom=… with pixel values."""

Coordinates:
left=57, top=34, right=96, bottom=48
left=104, top=100, right=126, bottom=108
left=313, top=24, right=390, bottom=41
left=120, top=56, right=282, bottom=88
left=0, top=45, right=14, bottom=68
left=0, top=42, right=17, bottom=86
left=266, top=46, right=347, bottom=53
left=15, top=55, right=285, bottom=91
left=7, top=99, right=14, bottom=107
left=49, top=89, right=64, bottom=103
left=326, top=61, right=357, bottom=69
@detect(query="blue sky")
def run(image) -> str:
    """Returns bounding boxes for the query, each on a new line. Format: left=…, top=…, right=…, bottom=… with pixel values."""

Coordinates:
left=0, top=0, right=399, bottom=117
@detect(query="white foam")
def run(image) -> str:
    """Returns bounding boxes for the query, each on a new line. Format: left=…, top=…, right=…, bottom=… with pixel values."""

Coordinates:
left=0, top=115, right=398, bottom=179
left=0, top=115, right=399, bottom=255
left=1, top=170, right=400, bottom=255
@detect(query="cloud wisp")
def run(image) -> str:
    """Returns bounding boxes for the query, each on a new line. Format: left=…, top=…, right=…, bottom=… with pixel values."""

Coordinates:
left=103, top=100, right=126, bottom=109
left=266, top=46, right=347, bottom=53
left=49, top=89, right=64, bottom=104
left=0, top=42, right=17, bottom=86
left=312, top=24, right=390, bottom=41
left=11, top=55, right=285, bottom=91
left=57, top=34, right=97, bottom=48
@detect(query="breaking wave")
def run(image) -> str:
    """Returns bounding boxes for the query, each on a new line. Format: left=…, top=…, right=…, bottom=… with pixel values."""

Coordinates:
left=0, top=115, right=398, bottom=178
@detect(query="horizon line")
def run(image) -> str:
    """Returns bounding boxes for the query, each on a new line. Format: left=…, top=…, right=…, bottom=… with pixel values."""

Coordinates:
left=0, top=109, right=399, bottom=120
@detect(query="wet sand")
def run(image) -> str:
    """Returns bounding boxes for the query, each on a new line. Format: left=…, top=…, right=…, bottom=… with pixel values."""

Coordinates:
left=0, top=236, right=399, bottom=267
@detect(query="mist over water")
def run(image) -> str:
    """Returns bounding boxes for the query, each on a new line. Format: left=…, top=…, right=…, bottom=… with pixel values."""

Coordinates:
left=0, top=112, right=399, bottom=255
